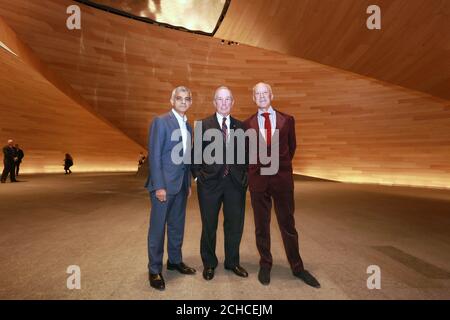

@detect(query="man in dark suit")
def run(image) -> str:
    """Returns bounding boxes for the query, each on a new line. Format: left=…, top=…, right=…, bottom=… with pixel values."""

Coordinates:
left=1, top=139, right=18, bottom=183
left=243, top=82, right=320, bottom=288
left=192, top=86, right=248, bottom=281
left=144, top=86, right=196, bottom=291
left=15, top=144, right=24, bottom=176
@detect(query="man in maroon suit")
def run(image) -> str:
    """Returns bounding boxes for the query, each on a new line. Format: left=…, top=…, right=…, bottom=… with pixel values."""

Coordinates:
left=244, top=82, right=320, bottom=288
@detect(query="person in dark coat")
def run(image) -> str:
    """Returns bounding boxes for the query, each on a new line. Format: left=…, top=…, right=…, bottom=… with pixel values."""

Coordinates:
left=1, top=139, right=18, bottom=183
left=64, top=154, right=73, bottom=174
left=191, top=86, right=249, bottom=281
left=14, top=144, right=24, bottom=176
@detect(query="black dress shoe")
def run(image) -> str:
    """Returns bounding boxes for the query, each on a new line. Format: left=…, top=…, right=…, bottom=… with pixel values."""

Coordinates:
left=149, top=273, right=165, bottom=291
left=225, top=265, right=248, bottom=278
left=293, top=270, right=321, bottom=288
left=258, top=268, right=270, bottom=285
left=202, top=267, right=215, bottom=281
left=167, top=261, right=196, bottom=275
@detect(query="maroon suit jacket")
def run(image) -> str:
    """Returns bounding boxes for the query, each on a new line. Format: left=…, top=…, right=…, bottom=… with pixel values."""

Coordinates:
left=243, top=109, right=296, bottom=193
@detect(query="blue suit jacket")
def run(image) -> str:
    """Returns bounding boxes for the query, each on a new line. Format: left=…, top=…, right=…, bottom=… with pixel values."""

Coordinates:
left=144, top=111, right=192, bottom=195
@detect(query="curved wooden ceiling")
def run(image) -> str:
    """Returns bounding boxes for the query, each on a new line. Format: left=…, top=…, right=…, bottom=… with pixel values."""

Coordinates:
left=0, top=16, right=143, bottom=173
left=0, top=0, right=449, bottom=188
left=215, top=0, right=450, bottom=101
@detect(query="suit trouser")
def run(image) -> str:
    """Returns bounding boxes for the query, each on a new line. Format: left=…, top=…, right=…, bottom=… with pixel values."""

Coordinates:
left=15, top=161, right=21, bottom=176
left=1, top=160, right=15, bottom=182
left=147, top=184, right=187, bottom=274
left=197, top=175, right=246, bottom=269
left=250, top=185, right=304, bottom=273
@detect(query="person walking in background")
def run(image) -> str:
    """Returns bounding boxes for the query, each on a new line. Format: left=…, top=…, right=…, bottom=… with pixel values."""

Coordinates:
left=138, top=151, right=146, bottom=168
left=64, top=153, right=73, bottom=174
left=1, top=139, right=18, bottom=183
left=15, top=144, right=24, bottom=177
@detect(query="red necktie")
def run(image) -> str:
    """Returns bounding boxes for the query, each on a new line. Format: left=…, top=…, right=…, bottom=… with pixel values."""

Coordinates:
left=262, top=112, right=271, bottom=145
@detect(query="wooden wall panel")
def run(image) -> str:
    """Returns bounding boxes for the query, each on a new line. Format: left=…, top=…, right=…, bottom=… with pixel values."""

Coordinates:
left=215, top=0, right=450, bottom=101
left=0, top=0, right=449, bottom=188
left=0, top=16, right=143, bottom=173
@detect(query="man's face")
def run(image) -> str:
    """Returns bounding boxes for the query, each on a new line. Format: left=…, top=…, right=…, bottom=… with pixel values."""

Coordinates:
left=171, top=91, right=192, bottom=115
left=253, top=84, right=273, bottom=110
left=8, top=140, right=13, bottom=147
left=214, top=88, right=234, bottom=117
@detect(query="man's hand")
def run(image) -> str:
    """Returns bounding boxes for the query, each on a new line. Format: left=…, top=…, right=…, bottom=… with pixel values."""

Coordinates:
left=155, top=189, right=167, bottom=202
left=188, top=187, right=192, bottom=198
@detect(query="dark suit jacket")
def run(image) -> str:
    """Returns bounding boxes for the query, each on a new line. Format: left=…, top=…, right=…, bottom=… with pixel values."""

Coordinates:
left=3, top=146, right=16, bottom=163
left=191, top=114, right=248, bottom=189
left=145, top=111, right=192, bottom=195
left=16, top=149, right=24, bottom=162
left=243, top=109, right=296, bottom=193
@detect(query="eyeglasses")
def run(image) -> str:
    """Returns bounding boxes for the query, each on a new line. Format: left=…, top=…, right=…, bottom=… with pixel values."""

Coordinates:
left=175, top=96, right=192, bottom=103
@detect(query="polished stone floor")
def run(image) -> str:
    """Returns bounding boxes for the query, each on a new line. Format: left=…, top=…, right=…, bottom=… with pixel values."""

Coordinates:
left=0, top=173, right=449, bottom=300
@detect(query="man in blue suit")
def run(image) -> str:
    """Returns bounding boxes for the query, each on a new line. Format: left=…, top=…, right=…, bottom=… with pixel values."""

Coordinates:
left=145, top=86, right=196, bottom=291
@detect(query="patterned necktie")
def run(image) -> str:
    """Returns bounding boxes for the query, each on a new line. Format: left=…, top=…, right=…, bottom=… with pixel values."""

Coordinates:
left=222, top=117, right=229, bottom=177
left=262, top=112, right=271, bottom=145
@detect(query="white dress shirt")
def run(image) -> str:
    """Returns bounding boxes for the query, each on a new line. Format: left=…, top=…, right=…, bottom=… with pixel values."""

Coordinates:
left=216, top=112, right=231, bottom=142
left=172, top=109, right=188, bottom=154
left=257, top=106, right=276, bottom=142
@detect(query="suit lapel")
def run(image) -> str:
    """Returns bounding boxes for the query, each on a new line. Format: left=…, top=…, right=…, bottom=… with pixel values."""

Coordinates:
left=248, top=113, right=266, bottom=145
left=167, top=110, right=183, bottom=146
left=210, top=114, right=221, bottom=130
left=250, top=113, right=259, bottom=130
left=168, top=111, right=179, bottom=131
left=230, top=116, right=238, bottom=131
left=274, top=108, right=286, bottom=130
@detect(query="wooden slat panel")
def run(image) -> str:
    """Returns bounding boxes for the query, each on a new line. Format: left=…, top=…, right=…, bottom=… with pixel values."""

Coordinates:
left=215, top=0, right=450, bottom=101
left=0, top=15, right=142, bottom=173
left=0, top=0, right=449, bottom=188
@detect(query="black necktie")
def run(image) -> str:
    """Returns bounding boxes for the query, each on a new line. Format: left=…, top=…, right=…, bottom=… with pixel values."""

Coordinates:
left=222, top=117, right=229, bottom=177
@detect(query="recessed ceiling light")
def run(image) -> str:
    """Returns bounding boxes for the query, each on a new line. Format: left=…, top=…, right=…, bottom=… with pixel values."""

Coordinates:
left=78, top=0, right=230, bottom=35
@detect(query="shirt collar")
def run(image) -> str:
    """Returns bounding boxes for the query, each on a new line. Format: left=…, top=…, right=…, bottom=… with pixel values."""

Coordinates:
left=172, top=109, right=187, bottom=122
left=216, top=112, right=230, bottom=123
left=258, top=106, right=274, bottom=116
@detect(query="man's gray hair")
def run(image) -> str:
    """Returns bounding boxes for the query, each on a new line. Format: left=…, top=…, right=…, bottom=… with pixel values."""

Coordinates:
left=170, top=86, right=192, bottom=102
left=213, top=85, right=234, bottom=101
